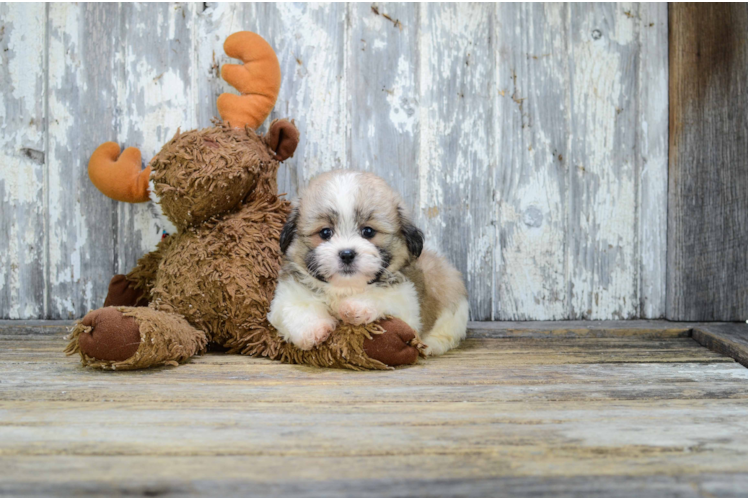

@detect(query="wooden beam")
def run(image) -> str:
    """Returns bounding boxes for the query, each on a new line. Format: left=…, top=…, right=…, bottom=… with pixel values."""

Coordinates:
left=667, top=4, right=748, bottom=321
left=692, top=323, right=748, bottom=368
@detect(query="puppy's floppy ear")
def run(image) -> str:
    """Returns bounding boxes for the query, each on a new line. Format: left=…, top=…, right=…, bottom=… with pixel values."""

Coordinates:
left=280, top=207, right=299, bottom=254
left=398, top=206, right=424, bottom=258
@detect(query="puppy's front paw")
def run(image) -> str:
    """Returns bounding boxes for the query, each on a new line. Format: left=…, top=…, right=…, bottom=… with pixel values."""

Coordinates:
left=296, top=317, right=337, bottom=350
left=421, top=334, right=454, bottom=356
left=338, top=299, right=380, bottom=325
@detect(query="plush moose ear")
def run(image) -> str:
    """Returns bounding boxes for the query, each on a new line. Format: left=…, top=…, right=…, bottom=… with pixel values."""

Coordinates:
left=279, top=207, right=299, bottom=254
left=398, top=206, right=424, bottom=258
left=264, top=119, right=300, bottom=162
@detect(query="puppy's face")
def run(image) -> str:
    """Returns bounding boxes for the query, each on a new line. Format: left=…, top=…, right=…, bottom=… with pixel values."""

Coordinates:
left=280, top=171, right=423, bottom=289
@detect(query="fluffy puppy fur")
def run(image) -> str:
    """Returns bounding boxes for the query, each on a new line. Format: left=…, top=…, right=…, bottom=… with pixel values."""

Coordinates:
left=268, top=170, right=469, bottom=355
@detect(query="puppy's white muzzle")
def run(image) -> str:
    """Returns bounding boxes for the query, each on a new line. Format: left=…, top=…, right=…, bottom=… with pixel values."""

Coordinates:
left=315, top=236, right=382, bottom=288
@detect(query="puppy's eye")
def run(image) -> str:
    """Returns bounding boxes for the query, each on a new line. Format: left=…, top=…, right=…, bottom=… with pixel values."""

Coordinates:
left=361, top=227, right=376, bottom=239
left=319, top=228, right=333, bottom=240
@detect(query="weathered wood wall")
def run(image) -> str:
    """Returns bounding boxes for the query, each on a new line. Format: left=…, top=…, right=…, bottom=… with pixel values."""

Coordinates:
left=667, top=4, right=748, bottom=321
left=0, top=3, right=668, bottom=321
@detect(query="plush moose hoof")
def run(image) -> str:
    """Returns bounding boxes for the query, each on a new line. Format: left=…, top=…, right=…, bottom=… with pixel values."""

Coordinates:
left=363, top=318, right=421, bottom=367
left=78, top=307, right=142, bottom=362
left=103, top=274, right=148, bottom=307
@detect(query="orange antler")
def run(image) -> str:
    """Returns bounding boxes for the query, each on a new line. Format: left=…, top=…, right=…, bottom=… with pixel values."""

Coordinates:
left=217, top=32, right=281, bottom=130
left=88, top=142, right=150, bottom=203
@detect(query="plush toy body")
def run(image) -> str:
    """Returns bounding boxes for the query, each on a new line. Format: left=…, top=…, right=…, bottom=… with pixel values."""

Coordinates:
left=65, top=32, right=421, bottom=370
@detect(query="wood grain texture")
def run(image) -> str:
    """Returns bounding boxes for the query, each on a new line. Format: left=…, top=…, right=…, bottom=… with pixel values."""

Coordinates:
left=1, top=459, right=748, bottom=497
left=240, top=3, right=350, bottom=198
left=466, top=319, right=695, bottom=338
left=348, top=4, right=419, bottom=204
left=46, top=4, right=120, bottom=319
left=667, top=4, right=748, bottom=321
left=637, top=4, right=669, bottom=319
left=692, top=323, right=748, bottom=369
left=2, top=322, right=748, bottom=496
left=495, top=3, right=569, bottom=320
left=114, top=3, right=198, bottom=276
left=568, top=4, right=639, bottom=320
left=418, top=3, right=495, bottom=320
left=0, top=3, right=670, bottom=320
left=0, top=3, right=46, bottom=319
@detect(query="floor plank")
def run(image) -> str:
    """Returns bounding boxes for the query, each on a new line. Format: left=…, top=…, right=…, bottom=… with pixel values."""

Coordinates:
left=693, top=323, right=748, bottom=368
left=1, top=322, right=748, bottom=496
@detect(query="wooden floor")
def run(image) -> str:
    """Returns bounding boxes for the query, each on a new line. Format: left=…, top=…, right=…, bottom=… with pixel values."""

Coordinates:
left=2, top=321, right=748, bottom=497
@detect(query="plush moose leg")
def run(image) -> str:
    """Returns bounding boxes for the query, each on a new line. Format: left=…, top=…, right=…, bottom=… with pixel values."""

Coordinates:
left=66, top=309, right=420, bottom=371
left=73, top=251, right=421, bottom=370
left=103, top=275, right=149, bottom=307
left=72, top=271, right=421, bottom=370
left=101, top=240, right=172, bottom=309
left=65, top=307, right=208, bottom=370
left=362, top=318, right=422, bottom=367
left=254, top=318, right=425, bottom=371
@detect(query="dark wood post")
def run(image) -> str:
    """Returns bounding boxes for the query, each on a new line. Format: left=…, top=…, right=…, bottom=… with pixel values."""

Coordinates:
left=667, top=3, right=748, bottom=321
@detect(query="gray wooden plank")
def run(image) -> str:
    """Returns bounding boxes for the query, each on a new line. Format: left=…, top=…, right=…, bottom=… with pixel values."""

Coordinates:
left=1, top=398, right=746, bottom=468
left=7, top=390, right=747, bottom=459
left=194, top=3, right=238, bottom=130
left=0, top=319, right=710, bottom=339
left=115, top=3, right=198, bottom=275
left=417, top=4, right=495, bottom=321
left=1, top=457, right=747, bottom=498
left=0, top=3, right=47, bottom=319
left=0, top=320, right=73, bottom=340
left=3, top=363, right=746, bottom=404
left=637, top=4, right=668, bottom=318
left=494, top=3, right=569, bottom=320
left=3, top=335, right=730, bottom=364
left=2, top=327, right=748, bottom=496
left=236, top=3, right=350, bottom=199
left=0, top=319, right=73, bottom=328
left=667, top=4, right=748, bottom=321
left=692, top=323, right=748, bottom=369
left=467, top=320, right=695, bottom=338
left=348, top=4, right=419, bottom=206
left=2, top=4, right=676, bottom=322
left=46, top=4, right=121, bottom=319
left=568, top=4, right=640, bottom=320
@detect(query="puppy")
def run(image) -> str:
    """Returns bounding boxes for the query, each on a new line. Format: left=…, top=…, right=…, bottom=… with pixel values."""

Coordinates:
left=268, top=170, right=469, bottom=356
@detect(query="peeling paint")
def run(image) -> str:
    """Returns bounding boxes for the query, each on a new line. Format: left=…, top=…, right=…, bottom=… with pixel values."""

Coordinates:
left=273, top=3, right=349, bottom=182
left=0, top=3, right=46, bottom=318
left=418, top=4, right=495, bottom=319
left=1, top=3, right=669, bottom=321
left=568, top=4, right=640, bottom=320
left=385, top=55, right=417, bottom=135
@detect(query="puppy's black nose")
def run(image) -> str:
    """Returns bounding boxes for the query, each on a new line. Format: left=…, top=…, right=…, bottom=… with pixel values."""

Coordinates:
left=339, top=249, right=357, bottom=265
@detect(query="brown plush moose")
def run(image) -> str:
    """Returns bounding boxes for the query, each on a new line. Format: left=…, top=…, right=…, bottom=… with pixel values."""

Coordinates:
left=65, top=31, right=422, bottom=370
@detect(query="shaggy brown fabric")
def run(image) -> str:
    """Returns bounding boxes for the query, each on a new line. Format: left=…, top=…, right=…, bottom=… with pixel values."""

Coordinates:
left=103, top=275, right=149, bottom=307
left=66, top=307, right=208, bottom=370
left=67, top=124, right=424, bottom=371
left=150, top=124, right=276, bottom=230
left=124, top=236, right=174, bottom=304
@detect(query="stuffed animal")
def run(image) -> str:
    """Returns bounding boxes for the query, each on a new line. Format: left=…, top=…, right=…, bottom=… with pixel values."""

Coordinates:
left=65, top=32, right=423, bottom=370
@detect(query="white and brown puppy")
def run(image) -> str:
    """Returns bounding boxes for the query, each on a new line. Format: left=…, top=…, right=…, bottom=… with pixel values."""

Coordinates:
left=268, top=170, right=468, bottom=355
